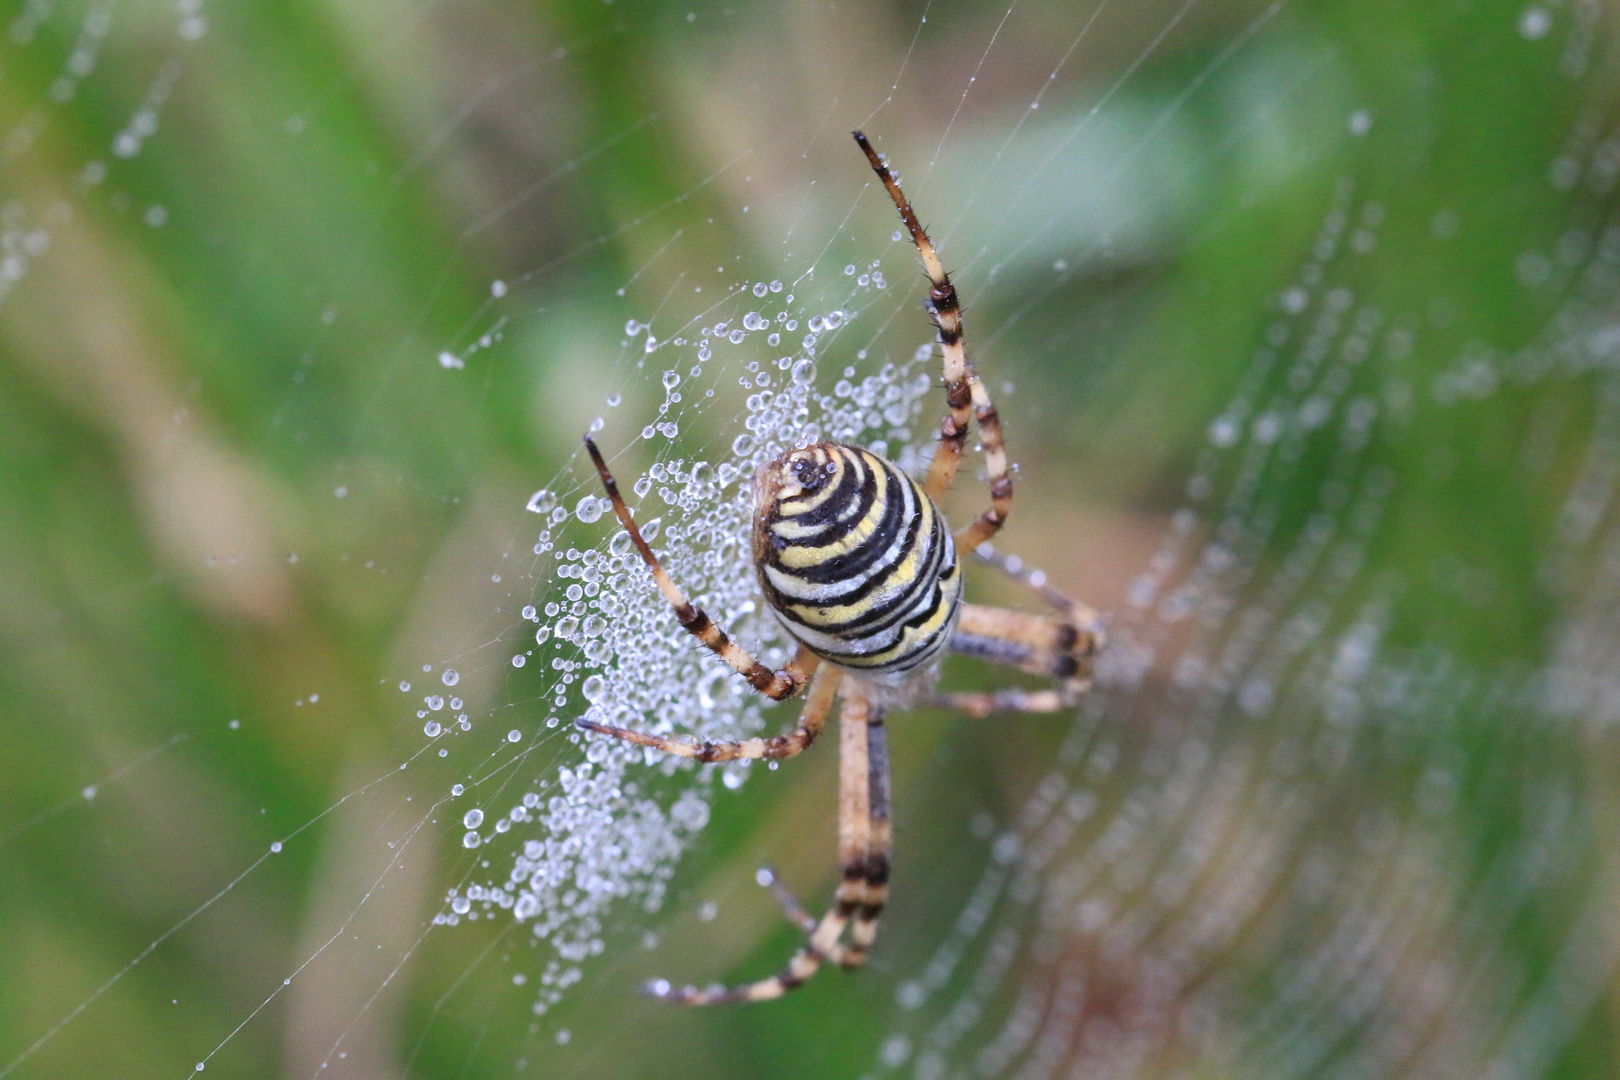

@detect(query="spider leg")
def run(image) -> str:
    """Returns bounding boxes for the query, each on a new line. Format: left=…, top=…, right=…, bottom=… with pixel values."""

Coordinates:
left=948, top=375, right=1013, bottom=552
left=576, top=662, right=837, bottom=762
left=919, top=601, right=1102, bottom=717
left=918, top=686, right=1088, bottom=718
left=751, top=703, right=888, bottom=970
left=957, top=602, right=1103, bottom=663
left=972, top=545, right=1106, bottom=636
left=753, top=867, right=861, bottom=965
left=585, top=435, right=816, bottom=700
left=643, top=682, right=879, bottom=1003
left=754, top=867, right=818, bottom=935
left=843, top=694, right=890, bottom=967
left=853, top=131, right=1011, bottom=545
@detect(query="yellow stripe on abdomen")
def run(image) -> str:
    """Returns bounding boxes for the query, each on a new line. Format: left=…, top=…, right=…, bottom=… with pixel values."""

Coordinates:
left=753, top=443, right=961, bottom=678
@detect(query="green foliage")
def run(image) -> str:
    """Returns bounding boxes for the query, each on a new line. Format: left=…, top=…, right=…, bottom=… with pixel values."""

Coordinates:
left=1, top=1, right=1612, bottom=1078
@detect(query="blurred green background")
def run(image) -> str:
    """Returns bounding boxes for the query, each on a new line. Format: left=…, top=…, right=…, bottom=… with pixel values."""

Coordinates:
left=3, top=0, right=1618, bottom=1077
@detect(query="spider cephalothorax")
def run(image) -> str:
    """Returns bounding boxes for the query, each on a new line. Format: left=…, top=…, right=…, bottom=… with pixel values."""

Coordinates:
left=753, top=442, right=961, bottom=680
left=576, top=131, right=1104, bottom=1004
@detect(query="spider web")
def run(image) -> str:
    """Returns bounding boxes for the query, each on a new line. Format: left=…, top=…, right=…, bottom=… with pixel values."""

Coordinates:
left=0, top=0, right=1616, bottom=1078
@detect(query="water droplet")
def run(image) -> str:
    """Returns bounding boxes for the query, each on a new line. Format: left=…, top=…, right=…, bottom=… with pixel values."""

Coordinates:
left=791, top=358, right=817, bottom=386
left=526, top=490, right=557, bottom=514
left=575, top=495, right=604, bottom=523
left=463, top=808, right=484, bottom=829
left=424, top=720, right=442, bottom=737
left=462, top=831, right=482, bottom=849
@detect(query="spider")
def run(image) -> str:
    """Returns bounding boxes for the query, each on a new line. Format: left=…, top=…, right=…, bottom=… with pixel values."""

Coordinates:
left=577, top=130, right=1104, bottom=1004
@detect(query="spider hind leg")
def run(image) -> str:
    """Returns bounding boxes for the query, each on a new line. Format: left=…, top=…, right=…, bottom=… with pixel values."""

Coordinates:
left=641, top=682, right=889, bottom=1004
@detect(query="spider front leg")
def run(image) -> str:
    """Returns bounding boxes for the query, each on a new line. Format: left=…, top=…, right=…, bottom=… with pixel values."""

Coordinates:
left=583, top=435, right=816, bottom=701
left=644, top=681, right=889, bottom=1003
left=853, top=131, right=1012, bottom=549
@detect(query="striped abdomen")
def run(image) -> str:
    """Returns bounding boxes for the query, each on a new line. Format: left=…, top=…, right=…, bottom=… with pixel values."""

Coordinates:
left=752, top=442, right=962, bottom=678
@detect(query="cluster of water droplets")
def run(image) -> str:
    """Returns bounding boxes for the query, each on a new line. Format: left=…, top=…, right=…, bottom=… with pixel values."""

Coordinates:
left=437, top=265, right=939, bottom=1013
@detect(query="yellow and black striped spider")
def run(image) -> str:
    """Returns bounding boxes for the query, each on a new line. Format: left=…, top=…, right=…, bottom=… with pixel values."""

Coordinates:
left=577, top=131, right=1104, bottom=1004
